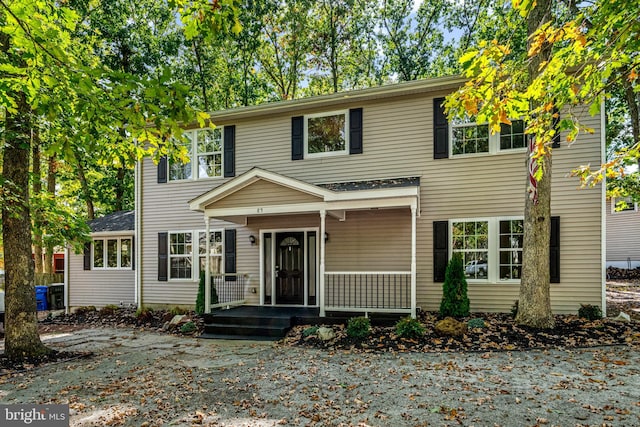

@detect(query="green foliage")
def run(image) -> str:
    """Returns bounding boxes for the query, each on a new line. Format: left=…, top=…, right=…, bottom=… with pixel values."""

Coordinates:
left=578, top=304, right=602, bottom=321
left=467, top=318, right=486, bottom=329
left=395, top=316, right=426, bottom=339
left=346, top=316, right=371, bottom=339
left=195, top=271, right=219, bottom=315
left=180, top=321, right=197, bottom=334
left=170, top=306, right=188, bottom=316
left=439, top=253, right=470, bottom=317
left=99, top=304, right=119, bottom=316
left=302, top=326, right=319, bottom=337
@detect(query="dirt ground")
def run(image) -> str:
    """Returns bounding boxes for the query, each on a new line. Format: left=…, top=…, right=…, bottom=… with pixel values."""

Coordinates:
left=0, top=327, right=638, bottom=427
left=1, top=283, right=639, bottom=426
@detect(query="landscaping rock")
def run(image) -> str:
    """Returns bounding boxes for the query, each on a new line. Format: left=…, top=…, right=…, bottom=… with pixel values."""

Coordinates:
left=317, top=327, right=335, bottom=341
left=169, top=315, right=188, bottom=326
left=435, top=317, right=467, bottom=337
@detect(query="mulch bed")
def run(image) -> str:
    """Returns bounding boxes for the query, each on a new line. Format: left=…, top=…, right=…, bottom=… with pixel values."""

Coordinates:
left=284, top=312, right=640, bottom=353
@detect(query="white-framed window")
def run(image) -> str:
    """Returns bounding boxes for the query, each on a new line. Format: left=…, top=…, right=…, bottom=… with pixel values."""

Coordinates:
left=169, top=128, right=223, bottom=181
left=305, top=110, right=349, bottom=157
left=451, top=119, right=526, bottom=156
left=450, top=217, right=523, bottom=283
left=168, top=230, right=224, bottom=280
left=612, top=196, right=638, bottom=213
left=199, top=230, right=223, bottom=274
left=169, top=232, right=193, bottom=279
left=92, top=237, right=132, bottom=269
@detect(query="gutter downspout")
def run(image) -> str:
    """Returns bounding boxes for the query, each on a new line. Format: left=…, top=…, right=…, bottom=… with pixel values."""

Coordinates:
left=64, top=246, right=70, bottom=314
left=135, top=158, right=142, bottom=308
left=601, top=98, right=607, bottom=316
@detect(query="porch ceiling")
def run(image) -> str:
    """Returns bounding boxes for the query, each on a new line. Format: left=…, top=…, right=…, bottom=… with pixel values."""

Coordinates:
left=189, top=167, right=420, bottom=220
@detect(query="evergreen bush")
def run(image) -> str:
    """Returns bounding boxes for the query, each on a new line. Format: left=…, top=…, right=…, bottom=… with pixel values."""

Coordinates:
left=195, top=271, right=219, bottom=315
left=439, top=252, right=470, bottom=317
left=346, top=316, right=371, bottom=339
left=395, top=316, right=426, bottom=339
left=578, top=304, right=602, bottom=321
left=180, top=321, right=197, bottom=334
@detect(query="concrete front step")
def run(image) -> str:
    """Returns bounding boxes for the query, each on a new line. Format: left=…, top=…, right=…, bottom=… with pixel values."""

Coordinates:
left=203, top=323, right=290, bottom=338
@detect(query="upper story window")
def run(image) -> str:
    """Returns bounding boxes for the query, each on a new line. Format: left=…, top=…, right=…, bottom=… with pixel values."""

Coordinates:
left=92, top=237, right=132, bottom=269
left=169, top=128, right=223, bottom=181
left=450, top=119, right=526, bottom=157
left=305, top=111, right=348, bottom=157
left=612, top=196, right=638, bottom=213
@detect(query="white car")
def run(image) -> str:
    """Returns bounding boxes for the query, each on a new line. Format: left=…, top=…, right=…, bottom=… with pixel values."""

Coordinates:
left=465, top=260, right=487, bottom=277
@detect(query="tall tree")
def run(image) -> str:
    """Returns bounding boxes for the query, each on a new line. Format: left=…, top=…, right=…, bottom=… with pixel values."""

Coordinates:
left=446, top=0, right=639, bottom=327
left=0, top=0, right=237, bottom=361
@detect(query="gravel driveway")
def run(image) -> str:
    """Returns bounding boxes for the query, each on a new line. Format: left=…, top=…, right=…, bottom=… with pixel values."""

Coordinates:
left=1, top=328, right=639, bottom=426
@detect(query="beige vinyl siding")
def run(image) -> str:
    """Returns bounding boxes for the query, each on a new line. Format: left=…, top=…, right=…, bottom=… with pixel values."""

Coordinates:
left=140, top=87, right=603, bottom=313
left=606, top=199, right=640, bottom=264
left=67, top=239, right=135, bottom=308
left=208, top=179, right=322, bottom=210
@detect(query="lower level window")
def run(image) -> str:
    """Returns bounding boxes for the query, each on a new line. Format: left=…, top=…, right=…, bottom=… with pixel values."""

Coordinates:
left=451, top=217, right=523, bottom=282
left=452, top=220, right=489, bottom=279
left=170, top=232, right=193, bottom=279
left=93, top=238, right=132, bottom=269
left=168, top=230, right=223, bottom=280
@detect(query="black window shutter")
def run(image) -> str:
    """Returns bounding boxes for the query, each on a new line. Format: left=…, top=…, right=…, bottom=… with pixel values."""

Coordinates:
left=550, top=216, right=560, bottom=283
left=433, top=97, right=449, bottom=159
left=291, top=116, right=304, bottom=160
left=157, top=156, right=167, bottom=183
left=131, top=236, right=135, bottom=271
left=225, top=229, right=237, bottom=280
left=158, top=232, right=168, bottom=281
left=552, top=107, right=561, bottom=148
left=349, top=108, right=363, bottom=154
left=433, top=221, right=449, bottom=282
left=83, top=242, right=91, bottom=271
left=224, top=125, right=236, bottom=177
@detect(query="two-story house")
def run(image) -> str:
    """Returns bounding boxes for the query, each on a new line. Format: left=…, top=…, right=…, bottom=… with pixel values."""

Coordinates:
left=70, top=76, right=605, bottom=323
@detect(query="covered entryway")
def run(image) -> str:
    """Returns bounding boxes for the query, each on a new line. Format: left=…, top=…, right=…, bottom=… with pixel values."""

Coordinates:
left=189, top=167, right=420, bottom=318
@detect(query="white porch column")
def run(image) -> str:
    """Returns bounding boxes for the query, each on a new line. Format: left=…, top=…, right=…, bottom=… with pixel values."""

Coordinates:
left=319, top=209, right=326, bottom=317
left=204, top=216, right=211, bottom=314
left=410, top=204, right=417, bottom=319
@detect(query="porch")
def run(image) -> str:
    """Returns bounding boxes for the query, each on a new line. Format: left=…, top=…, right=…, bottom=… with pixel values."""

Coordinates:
left=190, top=168, right=420, bottom=321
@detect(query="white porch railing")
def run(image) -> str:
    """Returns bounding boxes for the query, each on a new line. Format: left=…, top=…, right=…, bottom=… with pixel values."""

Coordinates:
left=209, top=273, right=247, bottom=311
left=324, top=271, right=412, bottom=314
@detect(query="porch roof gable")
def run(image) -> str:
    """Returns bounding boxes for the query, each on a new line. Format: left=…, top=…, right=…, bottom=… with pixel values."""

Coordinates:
left=189, top=167, right=420, bottom=218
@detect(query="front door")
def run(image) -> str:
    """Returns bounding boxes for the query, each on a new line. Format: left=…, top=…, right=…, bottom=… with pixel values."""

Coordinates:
left=275, top=232, right=304, bottom=305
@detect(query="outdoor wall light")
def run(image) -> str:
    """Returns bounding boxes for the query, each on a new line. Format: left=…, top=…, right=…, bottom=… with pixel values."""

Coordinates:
left=324, top=232, right=330, bottom=243
left=249, top=235, right=257, bottom=245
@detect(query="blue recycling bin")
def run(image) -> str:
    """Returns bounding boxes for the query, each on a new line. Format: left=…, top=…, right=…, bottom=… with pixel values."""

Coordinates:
left=35, top=285, right=48, bottom=311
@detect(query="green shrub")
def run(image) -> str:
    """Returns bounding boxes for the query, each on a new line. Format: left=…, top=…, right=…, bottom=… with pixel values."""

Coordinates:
left=195, top=271, right=219, bottom=315
left=99, top=304, right=119, bottom=316
left=439, top=252, right=470, bottom=317
left=578, top=304, right=602, bottom=321
left=467, top=318, right=486, bottom=329
left=346, top=317, right=371, bottom=339
left=180, top=321, right=197, bottom=334
left=395, top=316, right=425, bottom=339
left=511, top=300, right=519, bottom=318
left=302, top=326, right=319, bottom=337
left=170, top=306, right=187, bottom=316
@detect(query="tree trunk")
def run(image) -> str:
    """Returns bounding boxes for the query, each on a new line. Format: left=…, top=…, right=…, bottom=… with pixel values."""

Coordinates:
left=1, top=71, right=50, bottom=359
left=75, top=156, right=95, bottom=219
left=44, top=155, right=57, bottom=275
left=31, top=132, right=44, bottom=274
left=516, top=0, right=555, bottom=329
